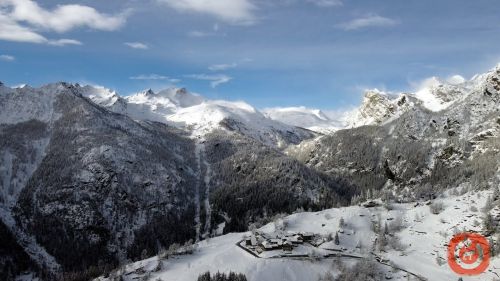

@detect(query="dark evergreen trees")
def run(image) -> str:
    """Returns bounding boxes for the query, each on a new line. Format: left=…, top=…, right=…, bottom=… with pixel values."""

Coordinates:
left=197, top=271, right=247, bottom=281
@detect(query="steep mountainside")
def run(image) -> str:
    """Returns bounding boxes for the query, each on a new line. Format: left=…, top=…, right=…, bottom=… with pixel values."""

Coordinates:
left=0, top=220, right=41, bottom=281
left=289, top=66, right=500, bottom=200
left=1, top=83, right=200, bottom=278
left=0, top=83, right=347, bottom=279
left=204, top=130, right=350, bottom=233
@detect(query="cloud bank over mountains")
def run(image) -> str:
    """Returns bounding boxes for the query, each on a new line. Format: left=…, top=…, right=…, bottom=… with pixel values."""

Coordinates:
left=0, top=0, right=128, bottom=45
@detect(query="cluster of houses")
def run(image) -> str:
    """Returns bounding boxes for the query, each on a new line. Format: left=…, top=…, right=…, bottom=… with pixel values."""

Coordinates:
left=243, top=231, right=318, bottom=254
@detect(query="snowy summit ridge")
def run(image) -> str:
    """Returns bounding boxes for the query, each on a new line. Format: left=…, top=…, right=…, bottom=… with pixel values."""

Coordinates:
left=79, top=86, right=316, bottom=147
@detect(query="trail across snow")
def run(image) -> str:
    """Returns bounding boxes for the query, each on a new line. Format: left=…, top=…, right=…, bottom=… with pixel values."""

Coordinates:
left=193, top=137, right=212, bottom=241
left=201, top=143, right=212, bottom=237
left=193, top=141, right=202, bottom=241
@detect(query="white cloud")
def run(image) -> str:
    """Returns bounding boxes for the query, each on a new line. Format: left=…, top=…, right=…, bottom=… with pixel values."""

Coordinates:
left=6, top=0, right=128, bottom=32
left=446, top=75, right=466, bottom=85
left=188, top=23, right=224, bottom=38
left=307, top=0, right=342, bottom=7
left=336, top=14, right=397, bottom=31
left=0, top=13, right=47, bottom=43
left=158, top=0, right=256, bottom=24
left=187, top=30, right=215, bottom=38
left=208, top=63, right=237, bottom=71
left=0, top=0, right=128, bottom=45
left=125, top=42, right=149, bottom=49
left=186, top=74, right=232, bottom=88
left=130, top=74, right=180, bottom=83
left=0, top=54, right=15, bottom=61
left=48, top=39, right=82, bottom=46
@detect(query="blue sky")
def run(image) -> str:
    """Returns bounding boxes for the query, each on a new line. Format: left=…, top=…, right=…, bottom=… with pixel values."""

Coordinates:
left=1, top=0, right=500, bottom=110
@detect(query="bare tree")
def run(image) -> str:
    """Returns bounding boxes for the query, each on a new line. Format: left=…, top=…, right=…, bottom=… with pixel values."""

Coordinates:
left=429, top=201, right=444, bottom=215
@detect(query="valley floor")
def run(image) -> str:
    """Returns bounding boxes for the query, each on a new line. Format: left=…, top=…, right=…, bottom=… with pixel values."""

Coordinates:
left=96, top=188, right=500, bottom=281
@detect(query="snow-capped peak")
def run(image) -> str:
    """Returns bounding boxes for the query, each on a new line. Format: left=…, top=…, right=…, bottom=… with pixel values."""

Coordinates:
left=446, top=75, right=466, bottom=85
left=161, top=97, right=317, bottom=147
left=412, top=77, right=465, bottom=112
left=125, top=87, right=203, bottom=108
left=263, top=106, right=329, bottom=122
left=156, top=87, right=204, bottom=107
left=262, top=106, right=348, bottom=133
left=142, top=88, right=155, bottom=96
left=79, top=86, right=315, bottom=147
left=167, top=99, right=262, bottom=132
left=80, top=85, right=120, bottom=107
left=0, top=83, right=62, bottom=125
left=484, top=64, right=500, bottom=95
left=346, top=89, right=409, bottom=127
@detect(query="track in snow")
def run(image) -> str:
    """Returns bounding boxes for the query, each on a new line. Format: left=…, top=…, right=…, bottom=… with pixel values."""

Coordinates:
left=193, top=142, right=202, bottom=241
left=201, top=143, right=212, bottom=238
left=193, top=139, right=212, bottom=241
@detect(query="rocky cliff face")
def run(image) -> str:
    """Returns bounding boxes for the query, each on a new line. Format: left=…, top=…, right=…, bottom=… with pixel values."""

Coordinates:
left=348, top=89, right=414, bottom=127
left=289, top=67, right=500, bottom=201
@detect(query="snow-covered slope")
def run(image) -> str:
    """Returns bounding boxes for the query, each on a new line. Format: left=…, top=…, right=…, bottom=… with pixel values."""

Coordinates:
left=262, top=106, right=350, bottom=134
left=96, top=188, right=500, bottom=281
left=82, top=87, right=316, bottom=148
left=265, top=67, right=498, bottom=133
left=346, top=89, right=416, bottom=128
left=0, top=83, right=63, bottom=125
left=346, top=70, right=492, bottom=128
left=79, top=66, right=497, bottom=140
left=260, top=85, right=455, bottom=133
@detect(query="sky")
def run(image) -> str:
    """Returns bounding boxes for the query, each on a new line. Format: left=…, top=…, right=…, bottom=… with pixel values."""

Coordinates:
left=1, top=0, right=500, bottom=110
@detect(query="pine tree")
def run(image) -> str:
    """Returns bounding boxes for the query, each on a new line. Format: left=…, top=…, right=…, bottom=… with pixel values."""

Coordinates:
left=378, top=229, right=387, bottom=252
left=339, top=217, right=345, bottom=228
left=214, top=271, right=223, bottom=281
left=197, top=271, right=247, bottom=281
left=334, top=232, right=340, bottom=245
left=483, top=213, right=495, bottom=234
left=497, top=235, right=500, bottom=257
left=366, top=189, right=372, bottom=200
left=140, top=249, right=148, bottom=260
left=489, top=238, right=496, bottom=257
left=493, top=186, right=500, bottom=201
left=197, top=271, right=211, bottom=281
left=491, top=235, right=500, bottom=258
left=483, top=195, right=494, bottom=212
left=436, top=253, right=445, bottom=266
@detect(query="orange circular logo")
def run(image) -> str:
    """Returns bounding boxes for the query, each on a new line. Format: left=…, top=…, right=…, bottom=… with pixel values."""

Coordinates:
left=447, top=232, right=490, bottom=275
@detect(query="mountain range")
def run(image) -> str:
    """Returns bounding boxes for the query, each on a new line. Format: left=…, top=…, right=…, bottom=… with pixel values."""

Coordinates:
left=0, top=65, right=499, bottom=280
